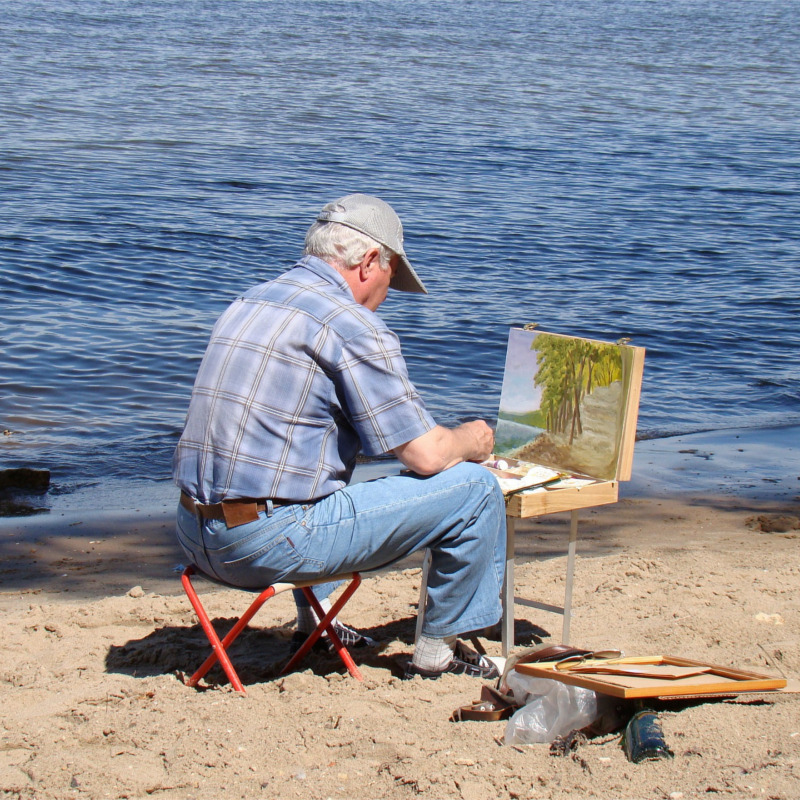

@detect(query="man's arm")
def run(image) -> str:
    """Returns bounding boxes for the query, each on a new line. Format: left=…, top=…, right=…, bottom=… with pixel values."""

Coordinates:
left=392, top=420, right=495, bottom=476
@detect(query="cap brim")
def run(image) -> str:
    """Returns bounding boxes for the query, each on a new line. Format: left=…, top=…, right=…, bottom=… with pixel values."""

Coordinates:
left=391, top=253, right=428, bottom=294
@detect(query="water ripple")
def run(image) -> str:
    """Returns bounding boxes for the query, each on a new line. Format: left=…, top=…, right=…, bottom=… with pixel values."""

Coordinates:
left=2, top=0, right=799, bottom=487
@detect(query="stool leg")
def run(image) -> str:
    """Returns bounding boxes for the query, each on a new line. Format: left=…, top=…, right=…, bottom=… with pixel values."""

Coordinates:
left=182, top=567, right=275, bottom=694
left=281, top=575, right=363, bottom=680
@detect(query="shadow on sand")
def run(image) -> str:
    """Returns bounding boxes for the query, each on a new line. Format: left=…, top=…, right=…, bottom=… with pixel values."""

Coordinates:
left=105, top=614, right=551, bottom=689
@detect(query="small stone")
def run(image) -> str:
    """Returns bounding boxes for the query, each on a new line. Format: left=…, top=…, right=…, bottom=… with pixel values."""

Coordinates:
left=754, top=612, right=784, bottom=625
left=0, top=468, right=50, bottom=492
left=127, top=586, right=145, bottom=598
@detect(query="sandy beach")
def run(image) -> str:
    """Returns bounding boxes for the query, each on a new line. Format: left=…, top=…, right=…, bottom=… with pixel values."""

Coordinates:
left=1, top=425, right=798, bottom=800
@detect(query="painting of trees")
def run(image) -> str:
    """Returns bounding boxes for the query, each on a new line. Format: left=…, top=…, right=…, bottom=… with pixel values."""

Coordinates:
left=495, top=327, right=644, bottom=481
left=533, top=334, right=623, bottom=445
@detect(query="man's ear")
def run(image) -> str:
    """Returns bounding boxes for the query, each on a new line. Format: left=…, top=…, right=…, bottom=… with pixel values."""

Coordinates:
left=358, top=247, right=382, bottom=279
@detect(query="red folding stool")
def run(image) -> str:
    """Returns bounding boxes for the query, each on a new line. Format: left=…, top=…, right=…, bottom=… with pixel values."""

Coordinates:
left=181, top=564, right=364, bottom=694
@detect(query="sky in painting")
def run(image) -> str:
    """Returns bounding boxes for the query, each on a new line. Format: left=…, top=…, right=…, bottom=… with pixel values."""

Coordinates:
left=497, top=329, right=544, bottom=417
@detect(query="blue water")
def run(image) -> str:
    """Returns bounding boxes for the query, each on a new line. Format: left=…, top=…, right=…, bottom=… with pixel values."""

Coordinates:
left=2, top=0, right=799, bottom=492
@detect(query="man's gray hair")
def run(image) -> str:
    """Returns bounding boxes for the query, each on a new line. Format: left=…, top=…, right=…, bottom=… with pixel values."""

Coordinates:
left=304, top=221, right=393, bottom=271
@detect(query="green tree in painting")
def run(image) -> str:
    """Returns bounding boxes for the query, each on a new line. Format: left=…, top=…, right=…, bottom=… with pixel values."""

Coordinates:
left=533, top=335, right=622, bottom=444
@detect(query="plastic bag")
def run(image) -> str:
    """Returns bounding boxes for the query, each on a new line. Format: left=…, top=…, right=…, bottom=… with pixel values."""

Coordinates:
left=503, top=672, right=600, bottom=745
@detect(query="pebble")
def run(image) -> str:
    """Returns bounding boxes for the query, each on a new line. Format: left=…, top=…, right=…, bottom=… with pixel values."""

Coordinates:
left=754, top=612, right=784, bottom=625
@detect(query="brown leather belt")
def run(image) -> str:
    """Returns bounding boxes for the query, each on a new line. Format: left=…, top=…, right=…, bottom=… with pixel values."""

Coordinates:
left=180, top=491, right=282, bottom=529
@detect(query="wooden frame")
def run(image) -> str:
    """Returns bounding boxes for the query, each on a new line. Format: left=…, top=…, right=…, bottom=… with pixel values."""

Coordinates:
left=514, top=654, right=787, bottom=699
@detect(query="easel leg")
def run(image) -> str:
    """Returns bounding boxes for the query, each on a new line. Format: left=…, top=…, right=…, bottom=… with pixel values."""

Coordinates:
left=562, top=510, right=578, bottom=645
left=502, top=516, right=516, bottom=657
left=414, top=549, right=431, bottom=644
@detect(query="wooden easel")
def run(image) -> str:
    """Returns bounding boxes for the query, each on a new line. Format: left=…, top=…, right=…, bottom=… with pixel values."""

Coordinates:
left=416, top=331, right=646, bottom=657
left=500, top=335, right=645, bottom=655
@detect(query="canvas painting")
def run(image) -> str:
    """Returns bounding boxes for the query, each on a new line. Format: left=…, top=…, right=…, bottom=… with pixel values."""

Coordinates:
left=495, top=328, right=638, bottom=481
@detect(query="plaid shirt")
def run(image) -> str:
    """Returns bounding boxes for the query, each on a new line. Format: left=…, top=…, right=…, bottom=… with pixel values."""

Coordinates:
left=173, top=256, right=435, bottom=503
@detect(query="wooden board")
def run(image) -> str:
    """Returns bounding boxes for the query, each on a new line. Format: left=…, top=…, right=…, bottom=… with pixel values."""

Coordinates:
left=616, top=344, right=646, bottom=481
left=515, top=655, right=787, bottom=699
left=505, top=478, right=619, bottom=518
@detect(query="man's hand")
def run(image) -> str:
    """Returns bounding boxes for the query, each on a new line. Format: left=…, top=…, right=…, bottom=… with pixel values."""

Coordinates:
left=457, top=419, right=495, bottom=463
left=392, top=421, right=495, bottom=476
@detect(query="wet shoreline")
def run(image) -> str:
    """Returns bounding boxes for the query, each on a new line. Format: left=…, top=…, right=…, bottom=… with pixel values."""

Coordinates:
left=1, top=422, right=798, bottom=524
left=0, top=423, right=796, bottom=602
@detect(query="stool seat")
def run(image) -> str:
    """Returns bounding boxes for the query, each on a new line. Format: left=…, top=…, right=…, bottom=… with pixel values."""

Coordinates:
left=181, top=565, right=364, bottom=693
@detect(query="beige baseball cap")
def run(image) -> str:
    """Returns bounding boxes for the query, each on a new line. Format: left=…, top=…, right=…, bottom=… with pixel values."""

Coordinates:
left=316, top=193, right=427, bottom=294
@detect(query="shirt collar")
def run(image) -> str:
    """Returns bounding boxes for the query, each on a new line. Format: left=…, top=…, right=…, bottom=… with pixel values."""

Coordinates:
left=296, top=254, right=353, bottom=297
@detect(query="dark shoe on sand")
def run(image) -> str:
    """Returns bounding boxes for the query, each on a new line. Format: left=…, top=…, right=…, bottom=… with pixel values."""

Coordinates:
left=404, top=641, right=500, bottom=680
left=288, top=623, right=377, bottom=655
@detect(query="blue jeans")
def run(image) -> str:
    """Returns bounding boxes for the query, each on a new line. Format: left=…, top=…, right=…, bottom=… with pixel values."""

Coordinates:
left=175, top=462, right=506, bottom=637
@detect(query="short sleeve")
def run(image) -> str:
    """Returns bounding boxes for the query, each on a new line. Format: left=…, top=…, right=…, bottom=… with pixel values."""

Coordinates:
left=333, top=324, right=436, bottom=456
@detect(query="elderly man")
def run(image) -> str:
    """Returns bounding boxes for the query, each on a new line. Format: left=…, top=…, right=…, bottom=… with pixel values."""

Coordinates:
left=173, top=194, right=505, bottom=679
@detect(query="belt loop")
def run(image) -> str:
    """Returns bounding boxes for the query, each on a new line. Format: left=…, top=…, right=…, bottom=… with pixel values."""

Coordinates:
left=265, top=499, right=274, bottom=517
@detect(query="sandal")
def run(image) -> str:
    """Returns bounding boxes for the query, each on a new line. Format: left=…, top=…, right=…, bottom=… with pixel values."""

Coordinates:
left=450, top=685, right=517, bottom=722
